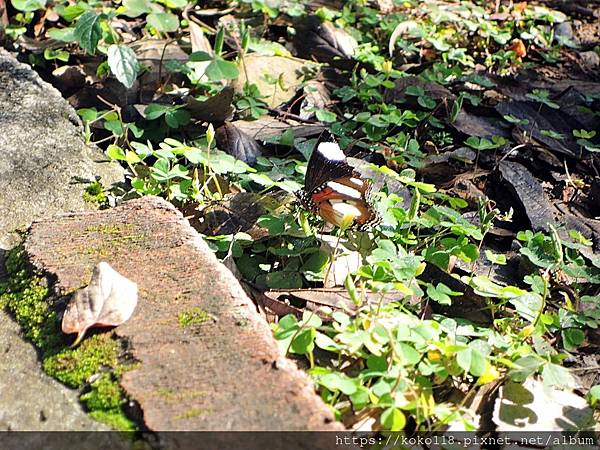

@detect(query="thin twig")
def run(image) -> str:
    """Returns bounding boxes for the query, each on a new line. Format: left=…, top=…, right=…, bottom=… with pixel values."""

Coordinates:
left=267, top=107, right=319, bottom=124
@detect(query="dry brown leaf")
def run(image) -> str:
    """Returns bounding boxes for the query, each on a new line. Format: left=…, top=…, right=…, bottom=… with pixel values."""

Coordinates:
left=388, top=20, right=419, bottom=56
left=0, top=0, right=8, bottom=27
left=215, top=121, right=263, bottom=165
left=62, top=262, right=138, bottom=346
left=186, top=87, right=234, bottom=123
left=508, top=38, right=527, bottom=58
left=231, top=117, right=324, bottom=141
left=264, top=288, right=411, bottom=317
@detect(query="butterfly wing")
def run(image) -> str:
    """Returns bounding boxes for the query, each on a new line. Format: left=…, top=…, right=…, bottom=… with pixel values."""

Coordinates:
left=304, top=141, right=355, bottom=196
left=299, top=139, right=384, bottom=229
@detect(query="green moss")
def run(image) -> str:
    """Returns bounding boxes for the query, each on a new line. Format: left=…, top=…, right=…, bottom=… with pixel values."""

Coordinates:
left=173, top=408, right=205, bottom=421
left=85, top=224, right=122, bottom=234
left=85, top=223, right=136, bottom=235
left=89, top=410, right=137, bottom=431
left=82, top=226, right=146, bottom=258
left=82, top=374, right=123, bottom=410
left=178, top=307, right=212, bottom=328
left=43, top=334, right=120, bottom=387
left=0, top=246, right=138, bottom=431
left=81, top=374, right=137, bottom=431
left=0, top=247, right=61, bottom=352
left=155, top=388, right=205, bottom=402
left=83, top=181, right=108, bottom=206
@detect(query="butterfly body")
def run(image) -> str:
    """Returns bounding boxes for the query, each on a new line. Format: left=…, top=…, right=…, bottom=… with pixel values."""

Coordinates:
left=297, top=140, right=378, bottom=229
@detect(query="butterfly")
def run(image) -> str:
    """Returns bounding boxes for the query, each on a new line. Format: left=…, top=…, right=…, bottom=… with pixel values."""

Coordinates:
left=296, top=139, right=380, bottom=230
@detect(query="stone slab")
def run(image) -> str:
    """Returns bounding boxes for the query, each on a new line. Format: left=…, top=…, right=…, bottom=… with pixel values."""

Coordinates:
left=0, top=308, right=108, bottom=431
left=24, top=196, right=341, bottom=433
left=0, top=47, right=124, bottom=248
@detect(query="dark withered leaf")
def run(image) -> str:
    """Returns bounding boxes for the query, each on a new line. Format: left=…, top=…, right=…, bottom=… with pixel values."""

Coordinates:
left=186, top=86, right=234, bottom=123
left=495, top=101, right=594, bottom=159
left=293, top=15, right=357, bottom=70
left=383, top=75, right=455, bottom=105
left=420, top=263, right=492, bottom=325
left=184, top=191, right=294, bottom=238
left=451, top=109, right=511, bottom=139
left=498, top=161, right=555, bottom=233
left=215, top=121, right=263, bottom=165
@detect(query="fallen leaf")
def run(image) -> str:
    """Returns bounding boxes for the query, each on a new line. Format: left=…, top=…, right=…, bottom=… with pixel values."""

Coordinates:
left=231, top=117, right=324, bottom=141
left=263, top=288, right=409, bottom=317
left=188, top=21, right=212, bottom=79
left=215, top=121, right=263, bottom=165
left=507, top=38, right=527, bottom=58
left=420, top=263, right=493, bottom=325
left=232, top=54, right=307, bottom=108
left=15, top=35, right=64, bottom=53
left=388, top=20, right=419, bottom=56
left=450, top=109, right=511, bottom=139
left=513, top=2, right=527, bottom=13
left=316, top=234, right=363, bottom=288
left=52, top=65, right=86, bottom=96
left=496, top=100, right=597, bottom=159
left=498, top=161, right=555, bottom=232
left=383, top=75, right=456, bottom=111
left=0, top=0, right=8, bottom=28
left=300, top=80, right=331, bottom=120
left=184, top=191, right=293, bottom=238
left=186, top=86, right=234, bottom=123
left=493, top=378, right=597, bottom=432
left=189, top=20, right=212, bottom=54
left=62, top=262, right=138, bottom=346
left=129, top=38, right=188, bottom=102
left=293, top=15, right=357, bottom=70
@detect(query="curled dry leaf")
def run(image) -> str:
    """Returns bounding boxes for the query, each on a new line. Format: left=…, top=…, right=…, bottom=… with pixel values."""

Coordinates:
left=263, top=288, right=412, bottom=318
left=62, top=262, right=138, bottom=346
left=188, top=21, right=213, bottom=80
left=0, top=0, right=8, bottom=28
left=388, top=20, right=419, bottom=56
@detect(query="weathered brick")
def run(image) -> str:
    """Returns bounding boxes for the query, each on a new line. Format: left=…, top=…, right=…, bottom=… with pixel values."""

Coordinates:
left=25, top=196, right=341, bottom=432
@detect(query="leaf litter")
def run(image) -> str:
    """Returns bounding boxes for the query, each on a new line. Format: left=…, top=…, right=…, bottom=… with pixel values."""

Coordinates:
left=62, top=262, right=138, bottom=346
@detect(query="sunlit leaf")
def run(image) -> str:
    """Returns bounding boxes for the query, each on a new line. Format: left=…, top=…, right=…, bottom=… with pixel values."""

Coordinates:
left=107, top=44, right=139, bottom=89
left=74, top=11, right=103, bottom=54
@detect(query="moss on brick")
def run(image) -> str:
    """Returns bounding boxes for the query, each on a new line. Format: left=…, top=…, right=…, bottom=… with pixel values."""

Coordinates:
left=0, top=245, right=138, bottom=431
left=178, top=307, right=212, bottom=328
left=173, top=408, right=205, bottom=421
left=81, top=373, right=137, bottom=431
left=43, top=334, right=120, bottom=387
